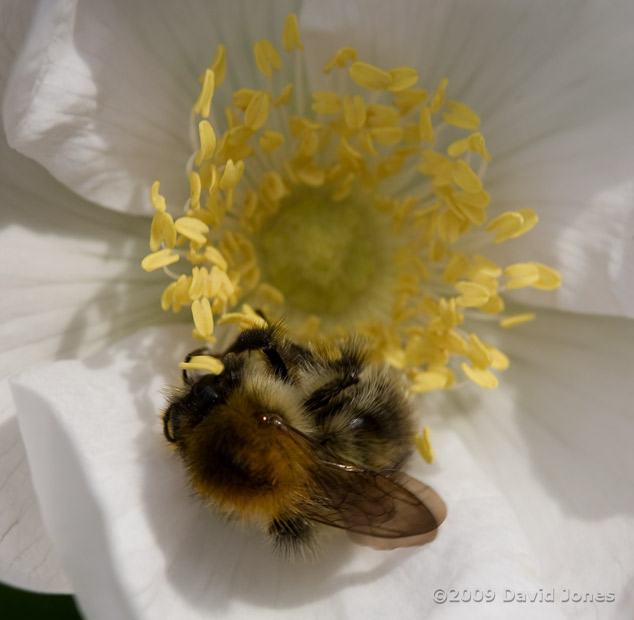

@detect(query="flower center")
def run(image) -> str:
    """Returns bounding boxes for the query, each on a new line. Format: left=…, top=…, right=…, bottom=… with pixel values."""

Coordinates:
left=141, top=13, right=562, bottom=415
left=256, top=189, right=390, bottom=320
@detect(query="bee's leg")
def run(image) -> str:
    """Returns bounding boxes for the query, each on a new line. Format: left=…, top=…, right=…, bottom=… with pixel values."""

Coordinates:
left=268, top=515, right=315, bottom=558
left=303, top=348, right=365, bottom=415
left=225, top=326, right=290, bottom=380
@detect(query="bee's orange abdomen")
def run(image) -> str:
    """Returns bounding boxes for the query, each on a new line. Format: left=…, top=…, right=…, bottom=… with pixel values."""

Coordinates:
left=181, top=386, right=314, bottom=523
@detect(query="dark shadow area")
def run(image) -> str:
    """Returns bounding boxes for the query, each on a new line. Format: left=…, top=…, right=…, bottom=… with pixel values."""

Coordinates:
left=0, top=583, right=82, bottom=620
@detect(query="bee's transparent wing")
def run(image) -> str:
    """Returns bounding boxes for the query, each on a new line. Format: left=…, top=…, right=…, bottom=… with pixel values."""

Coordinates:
left=304, top=461, right=447, bottom=548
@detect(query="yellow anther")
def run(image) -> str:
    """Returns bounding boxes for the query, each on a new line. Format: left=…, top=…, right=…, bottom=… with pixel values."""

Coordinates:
left=419, top=107, right=435, bottom=142
left=485, top=344, right=509, bottom=371
left=194, top=121, right=217, bottom=167
left=515, top=208, right=539, bottom=236
left=486, top=208, right=538, bottom=243
left=161, top=281, right=177, bottom=311
left=383, top=346, right=407, bottom=369
left=193, top=69, right=215, bottom=118
left=296, top=164, right=326, bottom=187
left=455, top=281, right=491, bottom=307
left=343, top=95, right=366, bottom=131
left=179, top=355, right=224, bottom=375
left=259, top=130, right=285, bottom=152
left=260, top=171, right=288, bottom=202
left=337, top=136, right=364, bottom=169
left=283, top=13, right=304, bottom=52
left=258, top=283, right=285, bottom=305
left=172, top=274, right=191, bottom=312
left=480, top=294, right=505, bottom=315
left=217, top=311, right=268, bottom=329
left=150, top=181, right=166, bottom=212
left=451, top=159, right=482, bottom=194
left=466, top=333, right=492, bottom=367
left=504, top=263, right=540, bottom=289
left=191, top=297, right=214, bottom=337
left=289, top=116, right=322, bottom=135
left=500, top=313, right=537, bottom=328
left=204, top=266, right=223, bottom=298
left=393, top=88, right=428, bottom=114
left=141, top=248, right=179, bottom=272
left=323, top=46, right=358, bottom=73
left=370, top=126, right=404, bottom=145
left=174, top=216, right=209, bottom=244
left=349, top=61, right=392, bottom=90
left=224, top=107, right=236, bottom=131
left=452, top=160, right=483, bottom=193
left=244, top=91, right=270, bottom=131
left=467, top=132, right=491, bottom=162
left=233, top=89, right=256, bottom=110
left=275, top=84, right=293, bottom=106
left=366, top=104, right=400, bottom=127
left=188, top=267, right=204, bottom=300
left=486, top=211, right=523, bottom=243
left=253, top=39, right=282, bottom=78
left=312, top=91, right=341, bottom=115
left=387, top=67, right=418, bottom=92
left=410, top=368, right=451, bottom=393
left=189, top=171, right=202, bottom=209
left=358, top=131, right=377, bottom=156
left=204, top=44, right=227, bottom=88
left=149, top=211, right=176, bottom=251
left=219, top=159, right=245, bottom=191
left=415, top=426, right=434, bottom=464
left=461, top=363, right=498, bottom=389
left=443, top=253, right=469, bottom=283
left=531, top=263, right=562, bottom=290
left=470, top=254, right=502, bottom=279
left=430, top=78, right=449, bottom=114
left=443, top=100, right=480, bottom=130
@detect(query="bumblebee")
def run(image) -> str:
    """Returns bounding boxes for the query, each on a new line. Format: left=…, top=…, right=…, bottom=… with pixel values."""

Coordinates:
left=163, top=322, right=446, bottom=556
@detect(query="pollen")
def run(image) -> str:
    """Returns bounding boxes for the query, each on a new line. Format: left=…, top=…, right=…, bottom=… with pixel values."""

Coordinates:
left=144, top=12, right=561, bottom=404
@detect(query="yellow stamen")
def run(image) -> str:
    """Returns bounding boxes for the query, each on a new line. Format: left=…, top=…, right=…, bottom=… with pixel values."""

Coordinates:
left=275, top=84, right=293, bottom=106
left=259, top=130, right=285, bottom=152
left=150, top=181, right=167, bottom=212
left=195, top=121, right=216, bottom=166
left=174, top=217, right=209, bottom=244
left=283, top=14, right=304, bottom=52
left=191, top=297, right=214, bottom=337
left=193, top=69, right=215, bottom=118
left=415, top=426, right=435, bottom=464
left=254, top=40, right=282, bottom=78
left=430, top=78, right=448, bottom=113
left=244, top=91, right=271, bottom=131
left=349, top=61, right=392, bottom=90
left=443, top=100, right=481, bottom=130
left=141, top=248, right=179, bottom=272
left=149, top=211, right=176, bottom=251
left=387, top=67, right=418, bottom=92
left=219, top=160, right=245, bottom=191
left=200, top=44, right=226, bottom=88
left=323, top=47, right=358, bottom=73
left=461, top=363, right=498, bottom=389
left=179, top=355, right=225, bottom=375
left=500, top=313, right=537, bottom=328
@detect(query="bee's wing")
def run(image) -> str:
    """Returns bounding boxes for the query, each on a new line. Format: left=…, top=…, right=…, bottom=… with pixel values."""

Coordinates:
left=304, top=461, right=447, bottom=549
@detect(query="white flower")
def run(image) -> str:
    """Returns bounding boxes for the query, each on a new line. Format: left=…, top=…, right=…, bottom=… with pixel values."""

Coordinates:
left=2, top=1, right=634, bottom=619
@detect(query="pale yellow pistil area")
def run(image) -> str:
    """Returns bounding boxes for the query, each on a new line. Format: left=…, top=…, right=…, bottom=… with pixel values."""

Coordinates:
left=141, top=13, right=562, bottom=442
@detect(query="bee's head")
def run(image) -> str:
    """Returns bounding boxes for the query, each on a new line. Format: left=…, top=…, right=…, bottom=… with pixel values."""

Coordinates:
left=163, top=352, right=245, bottom=444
